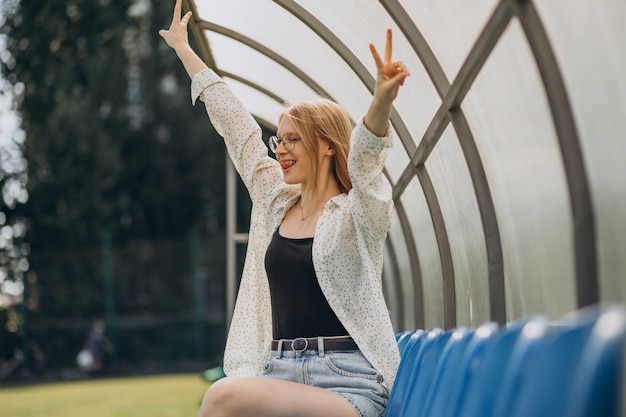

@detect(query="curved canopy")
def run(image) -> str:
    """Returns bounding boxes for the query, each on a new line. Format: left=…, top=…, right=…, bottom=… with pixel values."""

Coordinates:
left=185, top=0, right=626, bottom=330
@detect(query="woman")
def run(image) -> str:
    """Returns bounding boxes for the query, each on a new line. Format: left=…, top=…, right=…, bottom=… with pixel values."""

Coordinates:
left=160, top=1, right=410, bottom=416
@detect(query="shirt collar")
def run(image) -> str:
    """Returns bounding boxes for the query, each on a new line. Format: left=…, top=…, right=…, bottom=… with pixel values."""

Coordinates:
left=328, top=192, right=348, bottom=208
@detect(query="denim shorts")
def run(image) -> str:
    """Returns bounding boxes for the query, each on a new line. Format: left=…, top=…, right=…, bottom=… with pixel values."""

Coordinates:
left=262, top=340, right=389, bottom=417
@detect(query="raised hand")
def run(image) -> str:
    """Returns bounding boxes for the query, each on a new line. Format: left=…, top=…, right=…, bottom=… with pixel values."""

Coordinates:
left=363, top=29, right=410, bottom=137
left=159, top=0, right=193, bottom=51
left=369, top=29, right=410, bottom=103
left=159, top=0, right=207, bottom=77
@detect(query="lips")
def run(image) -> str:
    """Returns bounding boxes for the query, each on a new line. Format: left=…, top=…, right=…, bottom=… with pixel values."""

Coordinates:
left=280, top=160, right=296, bottom=170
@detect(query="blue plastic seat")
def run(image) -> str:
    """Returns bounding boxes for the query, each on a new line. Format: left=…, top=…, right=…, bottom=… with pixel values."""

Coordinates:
left=507, top=306, right=606, bottom=417
left=420, top=322, right=499, bottom=417
left=385, top=328, right=447, bottom=417
left=397, top=330, right=420, bottom=356
left=490, top=317, right=552, bottom=417
left=386, top=306, right=625, bottom=417
left=457, top=317, right=546, bottom=417
left=395, top=330, right=409, bottom=342
left=415, top=326, right=470, bottom=417
left=403, top=328, right=456, bottom=416
left=565, top=306, right=626, bottom=417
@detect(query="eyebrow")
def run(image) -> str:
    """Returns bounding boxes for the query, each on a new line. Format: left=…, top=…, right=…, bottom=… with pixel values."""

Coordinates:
left=275, top=132, right=298, bottom=138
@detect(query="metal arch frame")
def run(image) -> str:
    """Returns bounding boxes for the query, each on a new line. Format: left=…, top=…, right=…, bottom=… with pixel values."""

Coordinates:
left=184, top=0, right=486, bottom=328
left=185, top=0, right=598, bottom=328
left=186, top=0, right=411, bottom=153
left=183, top=0, right=216, bottom=68
left=383, top=0, right=507, bottom=326
left=198, top=21, right=334, bottom=100
left=389, top=170, right=425, bottom=329
left=272, top=0, right=416, bottom=157
left=384, top=0, right=599, bottom=321
left=508, top=0, right=598, bottom=308
left=221, top=71, right=286, bottom=105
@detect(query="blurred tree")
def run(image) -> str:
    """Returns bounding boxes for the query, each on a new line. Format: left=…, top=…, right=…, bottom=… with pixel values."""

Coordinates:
left=0, top=0, right=248, bottom=372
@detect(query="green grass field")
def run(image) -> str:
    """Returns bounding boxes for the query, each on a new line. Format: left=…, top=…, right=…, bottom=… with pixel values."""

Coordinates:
left=0, top=373, right=210, bottom=417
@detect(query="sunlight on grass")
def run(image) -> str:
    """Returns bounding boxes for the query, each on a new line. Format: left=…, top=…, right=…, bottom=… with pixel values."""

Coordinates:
left=0, top=373, right=210, bottom=417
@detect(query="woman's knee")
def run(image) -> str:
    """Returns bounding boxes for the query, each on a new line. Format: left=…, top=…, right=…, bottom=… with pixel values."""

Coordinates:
left=199, top=377, right=240, bottom=417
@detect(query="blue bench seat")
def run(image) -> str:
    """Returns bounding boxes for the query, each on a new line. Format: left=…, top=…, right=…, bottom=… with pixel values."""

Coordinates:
left=385, top=305, right=625, bottom=417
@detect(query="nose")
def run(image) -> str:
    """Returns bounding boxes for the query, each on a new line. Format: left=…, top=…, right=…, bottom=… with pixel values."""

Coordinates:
left=275, top=140, right=289, bottom=153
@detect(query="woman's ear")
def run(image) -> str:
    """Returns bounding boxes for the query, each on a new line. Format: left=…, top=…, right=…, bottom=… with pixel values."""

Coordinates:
left=326, top=146, right=336, bottom=156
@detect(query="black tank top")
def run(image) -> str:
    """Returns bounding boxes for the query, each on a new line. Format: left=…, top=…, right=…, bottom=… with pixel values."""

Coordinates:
left=264, top=230, right=349, bottom=339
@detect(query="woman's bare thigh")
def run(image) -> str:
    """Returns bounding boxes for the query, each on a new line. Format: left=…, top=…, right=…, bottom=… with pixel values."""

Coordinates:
left=198, top=376, right=359, bottom=417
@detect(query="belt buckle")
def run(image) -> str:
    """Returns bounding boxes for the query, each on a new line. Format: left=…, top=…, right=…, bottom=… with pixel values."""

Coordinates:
left=291, top=337, right=308, bottom=352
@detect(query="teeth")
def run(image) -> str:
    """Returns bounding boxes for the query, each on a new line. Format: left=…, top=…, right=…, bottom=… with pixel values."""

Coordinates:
left=280, top=160, right=295, bottom=168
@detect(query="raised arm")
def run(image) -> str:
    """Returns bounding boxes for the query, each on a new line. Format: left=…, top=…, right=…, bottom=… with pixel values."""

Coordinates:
left=159, top=0, right=291, bottom=208
left=363, top=29, right=410, bottom=137
left=159, top=0, right=207, bottom=78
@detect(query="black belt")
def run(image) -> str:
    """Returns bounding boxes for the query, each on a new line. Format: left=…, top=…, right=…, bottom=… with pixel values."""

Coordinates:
left=271, top=336, right=358, bottom=352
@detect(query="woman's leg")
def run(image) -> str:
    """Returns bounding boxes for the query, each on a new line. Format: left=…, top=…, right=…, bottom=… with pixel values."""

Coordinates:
left=199, top=376, right=360, bottom=417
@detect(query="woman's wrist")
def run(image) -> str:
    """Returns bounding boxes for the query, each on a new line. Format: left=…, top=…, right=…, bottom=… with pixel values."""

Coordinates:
left=174, top=42, right=193, bottom=57
left=174, top=44, right=208, bottom=78
left=364, top=97, right=393, bottom=137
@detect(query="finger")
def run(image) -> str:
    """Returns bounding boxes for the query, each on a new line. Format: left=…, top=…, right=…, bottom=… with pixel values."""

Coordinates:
left=395, top=72, right=409, bottom=86
left=369, top=43, right=383, bottom=69
left=384, top=28, right=392, bottom=63
left=181, top=11, right=192, bottom=26
left=393, top=61, right=407, bottom=74
left=394, top=65, right=410, bottom=86
left=171, top=0, right=182, bottom=25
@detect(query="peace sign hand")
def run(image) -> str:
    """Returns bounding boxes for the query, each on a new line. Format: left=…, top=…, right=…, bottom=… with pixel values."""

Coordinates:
left=159, top=0, right=193, bottom=51
left=369, top=29, right=410, bottom=103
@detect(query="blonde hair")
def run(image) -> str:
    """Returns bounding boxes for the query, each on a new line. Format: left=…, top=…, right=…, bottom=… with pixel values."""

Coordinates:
left=279, top=98, right=353, bottom=199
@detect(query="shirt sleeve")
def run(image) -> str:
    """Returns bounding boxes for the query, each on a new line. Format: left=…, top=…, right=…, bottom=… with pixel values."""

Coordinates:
left=190, top=69, right=287, bottom=207
left=348, top=119, right=394, bottom=237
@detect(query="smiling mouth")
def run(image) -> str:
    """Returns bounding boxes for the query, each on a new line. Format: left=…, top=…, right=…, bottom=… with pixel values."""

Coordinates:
left=280, top=160, right=296, bottom=170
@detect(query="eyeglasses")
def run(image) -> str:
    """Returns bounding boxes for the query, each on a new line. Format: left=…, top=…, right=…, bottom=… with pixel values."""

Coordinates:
left=268, top=135, right=299, bottom=153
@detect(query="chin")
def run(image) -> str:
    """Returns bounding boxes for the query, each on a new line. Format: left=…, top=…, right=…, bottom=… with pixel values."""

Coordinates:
left=282, top=173, right=302, bottom=185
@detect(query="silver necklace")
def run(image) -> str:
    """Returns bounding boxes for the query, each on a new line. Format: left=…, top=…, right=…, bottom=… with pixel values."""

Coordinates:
left=300, top=205, right=324, bottom=221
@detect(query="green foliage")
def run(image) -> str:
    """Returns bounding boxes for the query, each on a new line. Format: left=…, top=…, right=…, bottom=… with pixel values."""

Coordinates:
left=0, top=0, right=241, bottom=372
left=2, top=0, right=226, bottom=246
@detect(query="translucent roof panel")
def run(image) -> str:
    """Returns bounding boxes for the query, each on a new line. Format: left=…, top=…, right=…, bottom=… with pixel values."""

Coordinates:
left=387, top=211, right=418, bottom=330
left=208, top=33, right=318, bottom=106
left=400, top=177, right=444, bottom=330
left=384, top=127, right=411, bottom=183
left=400, top=0, right=500, bottom=81
left=223, top=77, right=286, bottom=128
left=195, top=0, right=441, bottom=155
left=426, top=125, right=489, bottom=327
left=293, top=0, right=442, bottom=151
left=463, top=19, right=576, bottom=319
left=533, top=0, right=626, bottom=304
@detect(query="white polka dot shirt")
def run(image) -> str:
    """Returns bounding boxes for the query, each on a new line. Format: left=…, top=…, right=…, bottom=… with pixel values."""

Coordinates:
left=191, top=69, right=400, bottom=390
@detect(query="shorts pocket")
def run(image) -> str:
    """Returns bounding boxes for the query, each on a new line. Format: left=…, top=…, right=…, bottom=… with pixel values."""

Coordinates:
left=324, top=351, right=382, bottom=382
